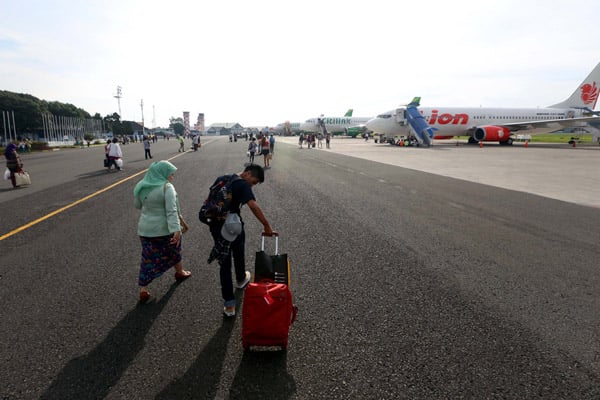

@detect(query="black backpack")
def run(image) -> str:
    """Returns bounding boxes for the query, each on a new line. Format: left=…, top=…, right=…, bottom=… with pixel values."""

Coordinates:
left=198, top=174, right=241, bottom=224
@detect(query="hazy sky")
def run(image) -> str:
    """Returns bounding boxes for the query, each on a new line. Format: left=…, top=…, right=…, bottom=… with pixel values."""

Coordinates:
left=1, top=0, right=599, bottom=128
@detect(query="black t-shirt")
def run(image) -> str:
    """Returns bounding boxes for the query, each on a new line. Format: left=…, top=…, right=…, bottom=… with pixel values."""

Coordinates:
left=230, top=174, right=255, bottom=215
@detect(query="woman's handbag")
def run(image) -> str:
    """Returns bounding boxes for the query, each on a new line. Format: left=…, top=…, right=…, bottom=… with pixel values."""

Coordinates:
left=15, top=170, right=31, bottom=186
left=179, top=216, right=189, bottom=234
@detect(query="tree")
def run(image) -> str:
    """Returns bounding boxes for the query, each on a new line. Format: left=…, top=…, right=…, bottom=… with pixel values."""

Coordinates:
left=104, top=113, right=121, bottom=134
left=169, top=116, right=184, bottom=127
left=169, top=116, right=185, bottom=136
left=172, top=122, right=185, bottom=136
left=0, top=90, right=97, bottom=136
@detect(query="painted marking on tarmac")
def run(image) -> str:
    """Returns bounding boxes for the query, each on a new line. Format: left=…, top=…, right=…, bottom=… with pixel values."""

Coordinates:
left=0, top=152, right=187, bottom=241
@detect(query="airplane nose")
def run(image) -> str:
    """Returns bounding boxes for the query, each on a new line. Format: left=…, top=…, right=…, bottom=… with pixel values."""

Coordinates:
left=366, top=118, right=379, bottom=132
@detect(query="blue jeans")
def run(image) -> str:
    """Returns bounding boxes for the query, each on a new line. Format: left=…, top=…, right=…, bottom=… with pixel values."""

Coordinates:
left=209, top=224, right=246, bottom=306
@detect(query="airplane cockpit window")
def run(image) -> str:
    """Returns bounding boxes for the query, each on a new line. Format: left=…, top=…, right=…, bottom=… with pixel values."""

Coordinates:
left=376, top=113, right=392, bottom=119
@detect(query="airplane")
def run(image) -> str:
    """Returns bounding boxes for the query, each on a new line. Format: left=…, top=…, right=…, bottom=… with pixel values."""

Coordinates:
left=366, top=62, right=600, bottom=145
left=300, top=109, right=372, bottom=136
left=272, top=121, right=302, bottom=135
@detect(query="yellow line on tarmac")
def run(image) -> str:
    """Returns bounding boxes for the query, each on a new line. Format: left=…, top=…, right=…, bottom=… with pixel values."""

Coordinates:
left=0, top=153, right=188, bottom=241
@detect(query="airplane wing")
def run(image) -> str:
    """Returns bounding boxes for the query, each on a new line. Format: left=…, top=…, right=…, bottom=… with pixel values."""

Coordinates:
left=501, top=116, right=600, bottom=132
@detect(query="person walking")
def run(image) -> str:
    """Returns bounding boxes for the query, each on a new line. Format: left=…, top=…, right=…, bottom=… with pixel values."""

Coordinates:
left=4, top=141, right=23, bottom=189
left=192, top=134, right=200, bottom=151
left=269, top=133, right=275, bottom=156
left=134, top=160, right=191, bottom=303
left=107, top=138, right=123, bottom=170
left=260, top=136, right=270, bottom=168
left=206, top=164, right=274, bottom=317
left=104, top=139, right=111, bottom=165
left=247, top=138, right=257, bottom=164
left=178, top=135, right=185, bottom=152
left=143, top=136, right=153, bottom=160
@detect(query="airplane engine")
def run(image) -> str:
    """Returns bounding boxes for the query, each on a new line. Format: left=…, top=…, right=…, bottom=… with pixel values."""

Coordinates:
left=473, top=126, right=512, bottom=143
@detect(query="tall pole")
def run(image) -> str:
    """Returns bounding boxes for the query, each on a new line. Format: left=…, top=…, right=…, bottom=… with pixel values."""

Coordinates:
left=140, top=99, right=145, bottom=137
left=152, top=105, right=156, bottom=133
left=114, top=85, right=122, bottom=118
left=2, top=111, right=7, bottom=144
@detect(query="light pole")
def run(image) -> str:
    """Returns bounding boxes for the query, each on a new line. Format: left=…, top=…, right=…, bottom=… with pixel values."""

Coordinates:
left=114, top=86, right=122, bottom=118
left=140, top=99, right=145, bottom=138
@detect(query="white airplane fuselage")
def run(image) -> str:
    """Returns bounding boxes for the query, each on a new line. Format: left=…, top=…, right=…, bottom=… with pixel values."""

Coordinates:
left=367, top=106, right=587, bottom=138
left=300, top=116, right=372, bottom=134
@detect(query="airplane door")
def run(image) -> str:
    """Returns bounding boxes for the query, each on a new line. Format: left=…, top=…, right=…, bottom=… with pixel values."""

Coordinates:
left=395, top=108, right=407, bottom=126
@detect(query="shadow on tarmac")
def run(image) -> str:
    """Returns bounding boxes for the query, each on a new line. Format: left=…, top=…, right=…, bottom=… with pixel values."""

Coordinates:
left=40, top=283, right=178, bottom=399
left=157, top=290, right=296, bottom=400
left=228, top=350, right=296, bottom=400
left=156, top=319, right=235, bottom=399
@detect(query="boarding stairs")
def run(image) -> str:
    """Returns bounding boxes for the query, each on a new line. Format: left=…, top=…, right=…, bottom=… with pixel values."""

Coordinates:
left=405, top=105, right=435, bottom=146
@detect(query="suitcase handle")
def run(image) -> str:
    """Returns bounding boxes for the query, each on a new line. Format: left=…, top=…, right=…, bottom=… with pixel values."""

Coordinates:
left=261, top=232, right=279, bottom=254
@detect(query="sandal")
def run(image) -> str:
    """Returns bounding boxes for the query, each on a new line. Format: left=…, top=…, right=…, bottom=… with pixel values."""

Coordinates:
left=175, top=270, right=192, bottom=282
left=139, top=291, right=151, bottom=303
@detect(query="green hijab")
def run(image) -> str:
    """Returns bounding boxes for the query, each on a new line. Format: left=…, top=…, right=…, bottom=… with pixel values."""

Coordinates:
left=133, top=160, right=177, bottom=201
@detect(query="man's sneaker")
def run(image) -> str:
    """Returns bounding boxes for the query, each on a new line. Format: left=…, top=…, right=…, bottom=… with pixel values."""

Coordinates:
left=223, top=306, right=236, bottom=317
left=235, top=271, right=251, bottom=289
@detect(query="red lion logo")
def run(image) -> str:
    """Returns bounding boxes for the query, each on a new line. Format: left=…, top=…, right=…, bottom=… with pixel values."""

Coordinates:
left=580, top=82, right=599, bottom=105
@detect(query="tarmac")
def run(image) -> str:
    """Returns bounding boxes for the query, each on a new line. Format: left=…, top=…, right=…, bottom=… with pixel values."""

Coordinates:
left=277, top=136, right=600, bottom=208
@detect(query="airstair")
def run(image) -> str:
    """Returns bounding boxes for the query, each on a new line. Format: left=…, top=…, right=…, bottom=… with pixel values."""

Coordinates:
left=405, top=105, right=435, bottom=146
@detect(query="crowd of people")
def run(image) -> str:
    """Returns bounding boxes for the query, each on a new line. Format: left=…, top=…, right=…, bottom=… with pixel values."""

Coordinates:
left=298, top=132, right=331, bottom=149
left=244, top=131, right=275, bottom=168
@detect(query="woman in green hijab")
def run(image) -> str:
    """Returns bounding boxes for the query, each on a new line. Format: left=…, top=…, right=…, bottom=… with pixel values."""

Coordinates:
left=134, top=160, right=191, bottom=302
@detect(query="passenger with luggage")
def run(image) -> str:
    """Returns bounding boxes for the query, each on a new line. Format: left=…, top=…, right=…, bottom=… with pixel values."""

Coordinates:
left=202, top=164, right=274, bottom=317
left=4, top=141, right=23, bottom=188
left=107, top=138, right=123, bottom=171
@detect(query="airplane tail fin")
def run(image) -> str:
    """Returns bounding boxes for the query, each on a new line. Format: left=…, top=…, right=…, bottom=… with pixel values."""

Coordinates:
left=344, top=109, right=353, bottom=117
left=407, top=97, right=421, bottom=107
left=549, top=62, right=600, bottom=110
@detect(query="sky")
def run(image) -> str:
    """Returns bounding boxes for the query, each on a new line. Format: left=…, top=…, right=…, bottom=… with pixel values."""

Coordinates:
left=1, top=0, right=599, bottom=129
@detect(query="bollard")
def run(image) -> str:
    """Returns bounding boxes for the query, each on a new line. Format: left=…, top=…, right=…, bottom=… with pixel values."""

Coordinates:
left=479, top=141, right=483, bottom=148
left=525, top=141, right=529, bottom=148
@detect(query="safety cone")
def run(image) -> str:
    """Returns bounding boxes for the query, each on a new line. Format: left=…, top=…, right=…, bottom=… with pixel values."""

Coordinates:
left=479, top=141, right=483, bottom=148
left=525, top=141, right=529, bottom=148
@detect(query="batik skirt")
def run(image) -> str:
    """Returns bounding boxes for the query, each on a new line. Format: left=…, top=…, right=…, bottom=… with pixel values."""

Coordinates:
left=138, top=235, right=182, bottom=286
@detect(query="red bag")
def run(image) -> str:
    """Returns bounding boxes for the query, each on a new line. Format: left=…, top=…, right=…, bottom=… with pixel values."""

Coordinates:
left=242, top=280, right=298, bottom=350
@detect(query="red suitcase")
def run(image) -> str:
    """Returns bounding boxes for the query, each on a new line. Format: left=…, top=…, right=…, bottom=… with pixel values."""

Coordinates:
left=242, top=280, right=297, bottom=350
left=242, top=233, right=297, bottom=350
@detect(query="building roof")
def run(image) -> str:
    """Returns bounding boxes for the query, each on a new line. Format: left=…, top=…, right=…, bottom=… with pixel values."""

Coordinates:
left=208, top=122, right=243, bottom=129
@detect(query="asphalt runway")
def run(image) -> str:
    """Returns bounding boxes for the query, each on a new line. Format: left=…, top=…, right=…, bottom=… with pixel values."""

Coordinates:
left=1, top=136, right=600, bottom=399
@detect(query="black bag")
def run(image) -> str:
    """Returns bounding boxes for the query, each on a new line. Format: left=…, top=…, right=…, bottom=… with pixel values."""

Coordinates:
left=103, top=158, right=109, bottom=168
left=198, top=174, right=241, bottom=224
left=254, top=234, right=290, bottom=286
